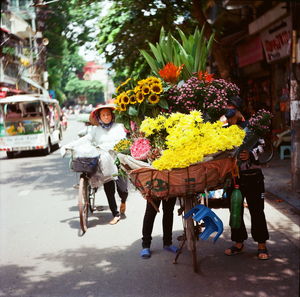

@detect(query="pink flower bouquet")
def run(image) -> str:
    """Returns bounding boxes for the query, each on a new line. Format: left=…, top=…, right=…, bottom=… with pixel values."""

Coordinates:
left=130, top=138, right=152, bottom=160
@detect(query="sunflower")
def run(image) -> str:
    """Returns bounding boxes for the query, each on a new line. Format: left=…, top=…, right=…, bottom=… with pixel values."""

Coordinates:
left=136, top=92, right=144, bottom=103
left=147, top=76, right=161, bottom=84
left=119, top=103, right=127, bottom=111
left=151, top=83, right=163, bottom=94
left=142, top=84, right=151, bottom=95
left=121, top=94, right=130, bottom=105
left=134, top=85, right=141, bottom=93
left=148, top=93, right=160, bottom=104
left=114, top=97, right=120, bottom=105
left=129, top=94, right=137, bottom=104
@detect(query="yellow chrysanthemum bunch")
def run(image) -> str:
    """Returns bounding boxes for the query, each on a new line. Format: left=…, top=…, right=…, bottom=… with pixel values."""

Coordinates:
left=140, top=111, right=245, bottom=170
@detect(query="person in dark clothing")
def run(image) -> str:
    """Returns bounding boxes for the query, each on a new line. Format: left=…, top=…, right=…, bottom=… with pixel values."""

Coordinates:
left=222, top=96, right=270, bottom=260
left=140, top=197, right=178, bottom=259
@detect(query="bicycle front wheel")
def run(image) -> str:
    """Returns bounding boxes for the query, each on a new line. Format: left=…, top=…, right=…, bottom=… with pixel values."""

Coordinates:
left=78, top=175, right=89, bottom=233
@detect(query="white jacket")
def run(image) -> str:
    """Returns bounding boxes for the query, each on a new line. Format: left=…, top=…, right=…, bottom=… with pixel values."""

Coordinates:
left=62, top=122, right=126, bottom=153
left=61, top=123, right=126, bottom=180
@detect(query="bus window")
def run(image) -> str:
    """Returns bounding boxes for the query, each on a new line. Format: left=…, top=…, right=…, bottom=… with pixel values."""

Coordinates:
left=6, top=104, right=22, bottom=120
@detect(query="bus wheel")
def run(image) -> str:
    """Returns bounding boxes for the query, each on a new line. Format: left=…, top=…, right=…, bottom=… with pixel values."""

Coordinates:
left=43, top=139, right=51, bottom=155
left=6, top=151, right=15, bottom=159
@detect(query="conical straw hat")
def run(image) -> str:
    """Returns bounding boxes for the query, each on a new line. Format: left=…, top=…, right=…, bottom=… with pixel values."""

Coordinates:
left=89, top=103, right=115, bottom=126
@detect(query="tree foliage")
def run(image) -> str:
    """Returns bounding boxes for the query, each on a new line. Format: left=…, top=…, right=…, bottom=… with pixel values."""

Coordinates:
left=42, top=0, right=103, bottom=102
left=65, top=77, right=104, bottom=105
left=96, top=0, right=195, bottom=83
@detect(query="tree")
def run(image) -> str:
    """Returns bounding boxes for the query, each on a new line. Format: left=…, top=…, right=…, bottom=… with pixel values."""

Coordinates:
left=65, top=77, right=104, bottom=105
left=42, top=0, right=103, bottom=102
left=96, top=0, right=195, bottom=83
left=96, top=0, right=231, bottom=81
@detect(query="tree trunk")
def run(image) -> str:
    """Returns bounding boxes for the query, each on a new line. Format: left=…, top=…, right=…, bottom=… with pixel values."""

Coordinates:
left=192, top=0, right=231, bottom=79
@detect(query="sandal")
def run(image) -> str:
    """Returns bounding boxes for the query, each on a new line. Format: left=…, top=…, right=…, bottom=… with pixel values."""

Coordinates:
left=163, top=245, right=179, bottom=254
left=140, top=248, right=151, bottom=259
left=257, top=248, right=271, bottom=260
left=225, top=244, right=244, bottom=256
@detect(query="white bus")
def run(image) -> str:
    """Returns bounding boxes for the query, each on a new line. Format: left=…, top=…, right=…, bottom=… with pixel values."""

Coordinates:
left=0, top=94, right=63, bottom=158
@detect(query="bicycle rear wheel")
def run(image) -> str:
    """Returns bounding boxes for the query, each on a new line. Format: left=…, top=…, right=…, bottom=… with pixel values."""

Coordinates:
left=78, top=175, right=89, bottom=233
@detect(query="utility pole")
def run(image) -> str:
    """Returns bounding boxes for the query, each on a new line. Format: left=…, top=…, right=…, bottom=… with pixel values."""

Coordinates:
left=290, top=0, right=300, bottom=193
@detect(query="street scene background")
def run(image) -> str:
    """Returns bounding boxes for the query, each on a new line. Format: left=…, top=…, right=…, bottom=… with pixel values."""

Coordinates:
left=0, top=118, right=299, bottom=297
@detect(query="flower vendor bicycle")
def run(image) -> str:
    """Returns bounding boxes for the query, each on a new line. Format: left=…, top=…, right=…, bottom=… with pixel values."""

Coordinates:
left=66, top=148, right=100, bottom=234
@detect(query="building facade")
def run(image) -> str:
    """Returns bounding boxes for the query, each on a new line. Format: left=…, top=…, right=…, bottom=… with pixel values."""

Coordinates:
left=0, top=0, right=48, bottom=98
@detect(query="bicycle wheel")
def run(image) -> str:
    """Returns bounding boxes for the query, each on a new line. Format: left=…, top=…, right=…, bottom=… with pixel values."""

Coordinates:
left=184, top=197, right=198, bottom=273
left=258, top=137, right=274, bottom=164
left=78, top=175, right=89, bottom=233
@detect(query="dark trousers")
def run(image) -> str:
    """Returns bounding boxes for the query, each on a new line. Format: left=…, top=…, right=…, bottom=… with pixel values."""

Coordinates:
left=142, top=197, right=177, bottom=249
left=116, top=176, right=128, bottom=203
left=230, top=169, right=269, bottom=243
left=104, top=177, right=128, bottom=217
left=104, top=180, right=119, bottom=217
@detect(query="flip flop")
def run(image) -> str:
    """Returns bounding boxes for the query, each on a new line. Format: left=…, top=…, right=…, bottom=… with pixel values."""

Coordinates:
left=257, top=248, right=271, bottom=260
left=225, top=244, right=244, bottom=256
left=140, top=248, right=151, bottom=259
left=163, top=245, right=179, bottom=253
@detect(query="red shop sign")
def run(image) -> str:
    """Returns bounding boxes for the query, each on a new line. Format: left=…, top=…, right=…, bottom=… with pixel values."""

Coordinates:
left=260, top=16, right=291, bottom=63
left=237, top=36, right=263, bottom=67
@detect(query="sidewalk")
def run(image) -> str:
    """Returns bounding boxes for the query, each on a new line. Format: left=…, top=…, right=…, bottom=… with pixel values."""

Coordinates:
left=262, top=151, right=300, bottom=212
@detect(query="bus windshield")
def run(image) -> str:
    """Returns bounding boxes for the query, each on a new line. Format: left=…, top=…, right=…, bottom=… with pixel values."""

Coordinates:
left=0, top=101, right=44, bottom=137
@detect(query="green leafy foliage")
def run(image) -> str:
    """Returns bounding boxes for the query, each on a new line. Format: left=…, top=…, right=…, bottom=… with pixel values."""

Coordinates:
left=140, top=26, right=214, bottom=81
left=96, top=0, right=194, bottom=83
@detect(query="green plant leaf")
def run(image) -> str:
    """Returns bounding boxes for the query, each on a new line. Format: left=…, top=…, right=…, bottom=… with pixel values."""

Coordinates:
left=140, top=50, right=159, bottom=74
left=158, top=98, right=169, bottom=109
left=128, top=106, right=139, bottom=116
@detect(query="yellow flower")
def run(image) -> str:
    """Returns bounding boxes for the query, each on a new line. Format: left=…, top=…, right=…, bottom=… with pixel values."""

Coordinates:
left=147, top=93, right=160, bottom=104
left=134, top=86, right=141, bottom=93
left=129, top=94, right=137, bottom=104
left=119, top=103, right=127, bottom=111
left=137, top=79, right=146, bottom=86
left=136, top=92, right=144, bottom=103
left=142, top=84, right=151, bottom=95
left=121, top=94, right=130, bottom=105
left=150, top=83, right=163, bottom=94
left=140, top=111, right=246, bottom=170
left=121, top=78, right=131, bottom=86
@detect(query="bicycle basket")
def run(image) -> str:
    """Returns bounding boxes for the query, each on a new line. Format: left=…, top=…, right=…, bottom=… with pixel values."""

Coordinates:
left=71, top=157, right=99, bottom=173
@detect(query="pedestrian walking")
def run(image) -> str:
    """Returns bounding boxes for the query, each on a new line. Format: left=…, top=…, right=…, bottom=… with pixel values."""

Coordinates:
left=61, top=103, right=128, bottom=225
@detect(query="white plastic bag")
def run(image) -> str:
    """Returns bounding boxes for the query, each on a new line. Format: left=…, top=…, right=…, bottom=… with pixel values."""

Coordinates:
left=99, top=149, right=118, bottom=178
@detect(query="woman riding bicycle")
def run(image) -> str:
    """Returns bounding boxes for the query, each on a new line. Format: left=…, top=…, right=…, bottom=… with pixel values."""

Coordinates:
left=61, top=103, right=128, bottom=225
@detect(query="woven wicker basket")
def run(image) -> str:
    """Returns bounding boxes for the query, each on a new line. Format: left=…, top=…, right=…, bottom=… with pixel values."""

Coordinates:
left=125, top=156, right=236, bottom=200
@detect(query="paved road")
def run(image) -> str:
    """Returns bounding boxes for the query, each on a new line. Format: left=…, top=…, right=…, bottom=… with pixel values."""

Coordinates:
left=0, top=119, right=299, bottom=297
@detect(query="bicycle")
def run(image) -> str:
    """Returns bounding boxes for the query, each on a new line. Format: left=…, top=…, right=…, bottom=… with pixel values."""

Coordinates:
left=66, top=148, right=100, bottom=234
left=78, top=172, right=98, bottom=233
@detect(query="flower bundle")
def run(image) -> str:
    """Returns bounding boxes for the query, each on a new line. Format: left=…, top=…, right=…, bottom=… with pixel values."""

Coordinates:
left=113, top=138, right=133, bottom=154
left=166, top=75, right=240, bottom=122
left=113, top=76, right=168, bottom=129
left=139, top=111, right=245, bottom=170
left=248, top=109, right=272, bottom=137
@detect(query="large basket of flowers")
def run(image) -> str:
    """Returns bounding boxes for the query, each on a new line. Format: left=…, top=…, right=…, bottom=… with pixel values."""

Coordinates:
left=112, top=26, right=246, bottom=201
left=125, top=154, right=236, bottom=199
